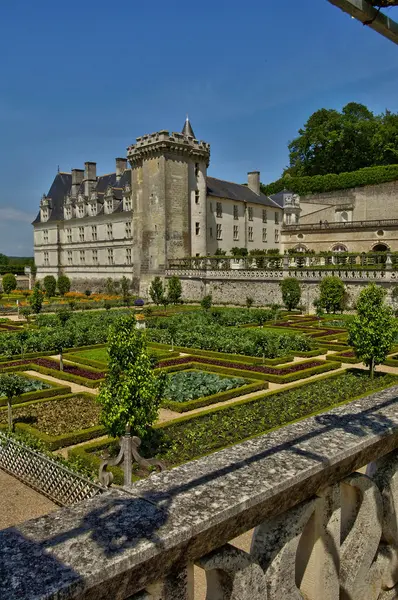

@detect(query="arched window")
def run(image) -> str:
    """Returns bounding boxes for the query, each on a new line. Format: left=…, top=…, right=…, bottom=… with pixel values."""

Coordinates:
left=332, top=244, right=348, bottom=253
left=294, top=244, right=307, bottom=253
left=373, top=243, right=389, bottom=252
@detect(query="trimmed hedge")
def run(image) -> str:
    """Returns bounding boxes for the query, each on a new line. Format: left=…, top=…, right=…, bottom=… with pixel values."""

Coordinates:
left=161, top=358, right=341, bottom=384
left=261, top=163, right=398, bottom=196
left=62, top=354, right=108, bottom=370
left=325, top=352, right=359, bottom=364
left=21, top=363, right=104, bottom=389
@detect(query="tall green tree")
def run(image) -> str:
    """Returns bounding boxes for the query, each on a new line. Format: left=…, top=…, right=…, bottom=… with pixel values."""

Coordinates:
left=0, top=374, right=27, bottom=431
left=285, top=103, right=398, bottom=177
left=348, top=284, right=396, bottom=378
left=149, top=276, right=165, bottom=305
left=29, top=282, right=44, bottom=314
left=43, top=275, right=56, bottom=298
left=57, top=275, right=71, bottom=296
left=167, top=276, right=182, bottom=304
left=2, top=273, right=17, bottom=295
left=280, top=278, right=301, bottom=311
left=319, top=276, right=345, bottom=314
left=97, top=316, right=165, bottom=438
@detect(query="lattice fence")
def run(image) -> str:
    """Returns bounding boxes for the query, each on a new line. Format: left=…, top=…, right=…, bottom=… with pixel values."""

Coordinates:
left=0, top=432, right=105, bottom=506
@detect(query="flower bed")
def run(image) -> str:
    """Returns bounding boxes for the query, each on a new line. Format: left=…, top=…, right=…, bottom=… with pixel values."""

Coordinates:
left=69, top=369, right=398, bottom=480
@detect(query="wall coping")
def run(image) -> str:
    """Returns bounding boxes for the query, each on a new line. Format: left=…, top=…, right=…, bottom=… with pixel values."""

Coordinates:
left=1, top=386, right=398, bottom=599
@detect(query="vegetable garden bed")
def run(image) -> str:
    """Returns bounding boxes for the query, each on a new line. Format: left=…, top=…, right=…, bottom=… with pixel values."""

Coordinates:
left=69, top=369, right=398, bottom=483
left=0, top=373, right=70, bottom=406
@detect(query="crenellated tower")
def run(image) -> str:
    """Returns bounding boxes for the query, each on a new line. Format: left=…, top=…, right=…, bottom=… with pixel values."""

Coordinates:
left=127, top=118, right=210, bottom=289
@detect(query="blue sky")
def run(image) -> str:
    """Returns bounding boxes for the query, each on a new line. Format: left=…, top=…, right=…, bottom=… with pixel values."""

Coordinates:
left=1, top=0, right=397, bottom=255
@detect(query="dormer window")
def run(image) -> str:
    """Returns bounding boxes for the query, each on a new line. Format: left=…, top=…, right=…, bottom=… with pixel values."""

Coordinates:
left=91, top=203, right=97, bottom=216
left=124, top=198, right=132, bottom=211
left=65, top=206, right=72, bottom=219
left=41, top=208, right=49, bottom=221
left=78, top=204, right=85, bottom=218
left=106, top=200, right=113, bottom=213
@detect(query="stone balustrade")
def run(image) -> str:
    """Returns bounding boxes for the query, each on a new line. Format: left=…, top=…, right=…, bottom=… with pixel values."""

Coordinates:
left=1, top=386, right=398, bottom=599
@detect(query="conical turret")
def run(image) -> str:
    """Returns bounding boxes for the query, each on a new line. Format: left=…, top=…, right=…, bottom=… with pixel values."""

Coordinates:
left=182, top=115, right=195, bottom=138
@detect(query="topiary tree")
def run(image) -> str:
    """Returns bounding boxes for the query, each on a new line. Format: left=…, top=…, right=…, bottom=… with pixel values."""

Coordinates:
left=97, top=315, right=165, bottom=438
left=2, top=273, right=17, bottom=295
left=319, top=276, right=345, bottom=313
left=0, top=373, right=27, bottom=431
left=149, top=276, right=165, bottom=305
left=57, top=275, right=71, bottom=296
left=280, top=277, right=301, bottom=311
left=201, top=294, right=212, bottom=310
left=120, top=276, right=131, bottom=305
left=167, top=276, right=182, bottom=304
left=348, top=284, right=396, bottom=378
left=29, top=282, right=44, bottom=314
left=43, top=275, right=56, bottom=298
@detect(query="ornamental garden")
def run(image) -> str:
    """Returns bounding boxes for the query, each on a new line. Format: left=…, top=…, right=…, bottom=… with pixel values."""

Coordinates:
left=0, top=275, right=397, bottom=484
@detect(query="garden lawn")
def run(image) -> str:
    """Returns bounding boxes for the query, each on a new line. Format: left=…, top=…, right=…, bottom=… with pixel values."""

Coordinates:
left=0, top=394, right=100, bottom=436
left=70, top=348, right=108, bottom=363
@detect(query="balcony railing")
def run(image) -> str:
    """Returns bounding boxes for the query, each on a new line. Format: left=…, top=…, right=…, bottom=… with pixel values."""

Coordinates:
left=282, top=218, right=398, bottom=232
left=1, top=386, right=398, bottom=599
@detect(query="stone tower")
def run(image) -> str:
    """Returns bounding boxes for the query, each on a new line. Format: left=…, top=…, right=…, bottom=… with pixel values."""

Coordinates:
left=127, top=118, right=210, bottom=292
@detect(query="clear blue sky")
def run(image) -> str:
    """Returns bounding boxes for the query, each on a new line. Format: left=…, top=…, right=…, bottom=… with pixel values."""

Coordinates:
left=1, top=0, right=397, bottom=255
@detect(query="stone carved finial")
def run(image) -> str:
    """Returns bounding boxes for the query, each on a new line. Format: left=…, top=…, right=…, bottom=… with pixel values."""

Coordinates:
left=99, top=431, right=165, bottom=488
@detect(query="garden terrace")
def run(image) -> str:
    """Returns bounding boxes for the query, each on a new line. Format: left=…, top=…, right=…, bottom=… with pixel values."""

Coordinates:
left=4, top=383, right=398, bottom=600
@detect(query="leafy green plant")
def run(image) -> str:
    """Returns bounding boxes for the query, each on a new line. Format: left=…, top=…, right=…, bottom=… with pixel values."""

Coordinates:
left=97, top=315, right=165, bottom=437
left=164, top=371, right=245, bottom=403
left=29, top=282, right=44, bottom=314
left=201, top=294, right=212, bottom=311
left=149, top=276, right=165, bottom=305
left=246, top=297, right=254, bottom=309
left=280, top=277, right=301, bottom=311
left=43, top=275, right=56, bottom=298
left=0, top=374, right=34, bottom=430
left=319, top=276, right=345, bottom=313
left=2, top=273, right=16, bottom=295
left=348, top=284, right=397, bottom=378
left=167, top=276, right=182, bottom=304
left=57, top=275, right=71, bottom=296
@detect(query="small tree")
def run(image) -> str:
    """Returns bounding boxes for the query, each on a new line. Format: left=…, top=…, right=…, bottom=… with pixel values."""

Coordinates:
left=167, top=276, right=182, bottom=304
left=29, top=282, right=44, bottom=314
left=2, top=273, right=17, bottom=295
left=57, top=306, right=72, bottom=328
left=57, top=275, right=71, bottom=296
left=201, top=294, right=212, bottom=310
left=280, top=278, right=301, bottom=311
left=348, top=284, right=396, bottom=378
left=120, top=276, right=130, bottom=305
left=97, top=316, right=165, bottom=438
left=319, top=276, right=345, bottom=313
left=21, top=307, right=32, bottom=323
left=246, top=297, right=254, bottom=309
left=43, top=275, right=57, bottom=298
left=105, top=278, right=115, bottom=295
left=149, top=276, right=165, bottom=305
left=0, top=374, right=26, bottom=431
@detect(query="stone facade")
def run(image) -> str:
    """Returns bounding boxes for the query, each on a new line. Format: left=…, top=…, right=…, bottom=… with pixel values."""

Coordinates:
left=33, top=119, right=283, bottom=294
left=281, top=180, right=398, bottom=253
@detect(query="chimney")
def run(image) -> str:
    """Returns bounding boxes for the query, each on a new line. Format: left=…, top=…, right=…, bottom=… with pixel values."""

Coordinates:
left=248, top=171, right=260, bottom=195
left=84, top=162, right=97, bottom=197
left=71, top=169, right=84, bottom=197
left=116, top=158, right=127, bottom=182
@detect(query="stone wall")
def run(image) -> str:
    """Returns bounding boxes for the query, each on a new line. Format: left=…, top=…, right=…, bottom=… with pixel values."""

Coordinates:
left=169, top=274, right=396, bottom=309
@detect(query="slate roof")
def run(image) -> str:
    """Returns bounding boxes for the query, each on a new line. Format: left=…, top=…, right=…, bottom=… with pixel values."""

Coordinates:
left=207, top=177, right=281, bottom=208
left=33, top=170, right=132, bottom=224
left=270, top=189, right=294, bottom=208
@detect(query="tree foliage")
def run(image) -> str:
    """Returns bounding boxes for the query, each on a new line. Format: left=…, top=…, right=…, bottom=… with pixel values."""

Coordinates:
left=120, top=276, right=131, bottom=305
left=348, top=284, right=396, bottom=378
left=0, top=373, right=27, bottom=431
left=2, top=273, right=17, bottom=295
left=284, top=103, right=398, bottom=178
left=149, top=276, right=165, bottom=305
left=201, top=294, right=212, bottom=310
left=43, top=275, right=56, bottom=298
left=97, top=316, right=165, bottom=438
left=57, top=275, right=71, bottom=296
left=167, top=276, right=182, bottom=304
left=319, top=276, right=345, bottom=313
left=280, top=278, right=301, bottom=311
left=29, top=282, right=44, bottom=314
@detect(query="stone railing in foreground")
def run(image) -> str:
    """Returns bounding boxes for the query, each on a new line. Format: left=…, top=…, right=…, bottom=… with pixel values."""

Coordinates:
left=2, top=387, right=398, bottom=599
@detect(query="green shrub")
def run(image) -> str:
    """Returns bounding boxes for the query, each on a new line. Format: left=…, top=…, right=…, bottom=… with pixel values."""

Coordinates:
left=280, top=278, right=301, bottom=311
left=201, top=294, right=212, bottom=310
left=319, top=276, right=345, bottom=313
left=2, top=273, right=16, bottom=295
left=43, top=275, right=56, bottom=298
left=57, top=275, right=71, bottom=296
